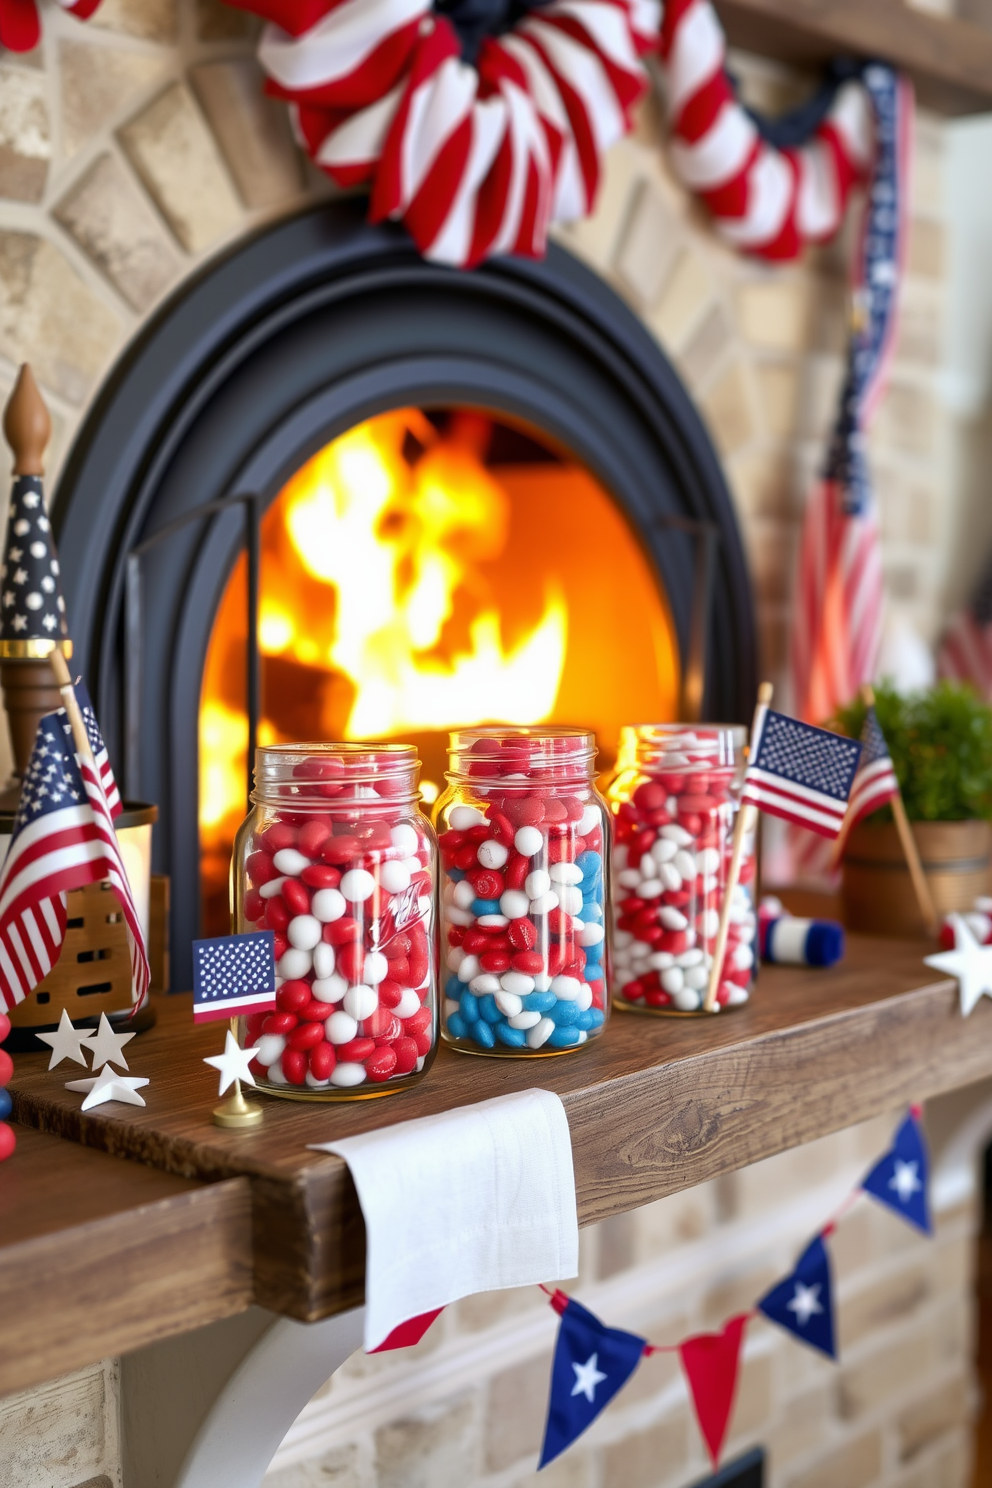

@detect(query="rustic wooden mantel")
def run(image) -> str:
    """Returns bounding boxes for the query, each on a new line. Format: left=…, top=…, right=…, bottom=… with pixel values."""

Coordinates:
left=5, top=934, right=991, bottom=1397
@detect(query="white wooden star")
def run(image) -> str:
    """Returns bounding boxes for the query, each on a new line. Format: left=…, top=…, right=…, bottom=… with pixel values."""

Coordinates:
left=86, top=1012, right=136, bottom=1071
left=203, top=1030, right=258, bottom=1097
left=571, top=1353, right=607, bottom=1403
left=36, top=1009, right=96, bottom=1069
left=925, top=914, right=992, bottom=1017
left=65, top=1068, right=149, bottom=1110
left=786, top=1282, right=823, bottom=1328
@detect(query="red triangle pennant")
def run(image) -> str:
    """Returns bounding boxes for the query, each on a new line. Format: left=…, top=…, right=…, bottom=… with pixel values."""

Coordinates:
left=678, top=1313, right=750, bottom=1467
left=368, top=1308, right=444, bottom=1353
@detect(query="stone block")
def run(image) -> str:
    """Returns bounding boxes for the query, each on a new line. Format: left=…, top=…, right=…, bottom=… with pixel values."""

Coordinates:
left=648, top=247, right=714, bottom=351
left=701, top=1264, right=780, bottom=1331
left=736, top=277, right=811, bottom=352
left=837, top=1262, right=931, bottom=1350
left=756, top=360, right=799, bottom=439
left=511, top=1447, right=596, bottom=1488
left=559, top=138, right=642, bottom=271
left=614, top=177, right=681, bottom=308
left=197, top=0, right=258, bottom=37
left=839, top=1327, right=935, bottom=1419
left=907, top=217, right=946, bottom=280
left=450, top=1282, right=545, bottom=1335
left=700, top=360, right=756, bottom=456
left=897, top=1372, right=974, bottom=1462
left=784, top=1430, right=882, bottom=1488
left=264, top=1443, right=371, bottom=1488
left=726, top=448, right=795, bottom=522
left=678, top=302, right=733, bottom=390
left=931, top=1233, right=974, bottom=1294
left=191, top=60, right=304, bottom=211
left=54, top=153, right=180, bottom=312
left=895, top=284, right=943, bottom=366
left=89, top=0, right=178, bottom=42
left=764, top=1382, right=837, bottom=1471
left=0, top=1361, right=118, bottom=1488
left=485, top=1350, right=553, bottom=1472
left=119, top=83, right=243, bottom=254
left=596, top=1211, right=636, bottom=1279
left=874, top=379, right=936, bottom=457
left=0, top=232, right=122, bottom=405
left=725, top=1351, right=772, bottom=1443
left=601, top=1411, right=690, bottom=1488
left=374, top=1392, right=481, bottom=1488
left=59, top=41, right=169, bottom=161
left=0, top=64, right=49, bottom=202
left=633, top=1182, right=719, bottom=1258
left=797, top=353, right=844, bottom=442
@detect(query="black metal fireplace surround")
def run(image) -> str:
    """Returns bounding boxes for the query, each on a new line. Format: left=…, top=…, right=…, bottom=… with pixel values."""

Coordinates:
left=50, top=200, right=756, bottom=988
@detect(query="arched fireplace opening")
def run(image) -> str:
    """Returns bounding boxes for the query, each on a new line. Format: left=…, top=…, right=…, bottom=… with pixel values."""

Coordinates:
left=50, top=200, right=756, bottom=987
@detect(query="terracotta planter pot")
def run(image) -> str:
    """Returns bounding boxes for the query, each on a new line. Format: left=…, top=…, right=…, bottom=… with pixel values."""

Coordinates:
left=841, top=819, right=992, bottom=938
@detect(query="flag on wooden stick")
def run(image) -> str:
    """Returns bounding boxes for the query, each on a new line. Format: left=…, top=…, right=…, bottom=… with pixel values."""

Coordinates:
left=845, top=705, right=900, bottom=830
left=740, top=705, right=862, bottom=840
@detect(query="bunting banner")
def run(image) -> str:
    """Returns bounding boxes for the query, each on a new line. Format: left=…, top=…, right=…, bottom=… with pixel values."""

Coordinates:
left=861, top=1106, right=931, bottom=1234
left=756, top=1233, right=836, bottom=1359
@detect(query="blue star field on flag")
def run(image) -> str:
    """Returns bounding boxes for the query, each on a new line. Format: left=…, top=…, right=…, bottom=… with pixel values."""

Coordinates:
left=192, top=931, right=277, bottom=1024
left=861, top=1111, right=931, bottom=1234
left=741, top=707, right=862, bottom=838
left=539, top=1296, right=646, bottom=1468
left=757, top=1234, right=836, bottom=1359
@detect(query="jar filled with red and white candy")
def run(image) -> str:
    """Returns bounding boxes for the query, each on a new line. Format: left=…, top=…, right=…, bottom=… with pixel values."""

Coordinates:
left=234, top=744, right=437, bottom=1099
left=435, top=727, right=610, bottom=1056
left=605, top=725, right=755, bottom=1014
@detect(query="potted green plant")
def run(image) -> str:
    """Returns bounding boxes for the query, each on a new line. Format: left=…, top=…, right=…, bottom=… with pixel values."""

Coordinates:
left=833, top=681, right=992, bottom=937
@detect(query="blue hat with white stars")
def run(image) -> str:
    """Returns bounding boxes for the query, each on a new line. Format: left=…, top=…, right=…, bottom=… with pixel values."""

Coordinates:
left=0, top=474, right=71, bottom=658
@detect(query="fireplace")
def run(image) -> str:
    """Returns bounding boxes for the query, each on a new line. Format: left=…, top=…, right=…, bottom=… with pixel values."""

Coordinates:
left=49, top=200, right=756, bottom=987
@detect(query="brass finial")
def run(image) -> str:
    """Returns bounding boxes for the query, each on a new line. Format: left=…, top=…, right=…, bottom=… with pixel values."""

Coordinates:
left=4, top=365, right=51, bottom=477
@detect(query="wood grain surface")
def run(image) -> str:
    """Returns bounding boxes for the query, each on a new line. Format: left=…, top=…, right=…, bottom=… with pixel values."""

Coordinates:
left=7, top=936, right=989, bottom=1321
left=0, top=1126, right=252, bottom=1395
left=715, top=0, right=992, bottom=115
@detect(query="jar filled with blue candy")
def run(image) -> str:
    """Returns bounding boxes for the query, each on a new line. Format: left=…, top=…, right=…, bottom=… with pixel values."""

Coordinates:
left=435, top=727, right=610, bottom=1056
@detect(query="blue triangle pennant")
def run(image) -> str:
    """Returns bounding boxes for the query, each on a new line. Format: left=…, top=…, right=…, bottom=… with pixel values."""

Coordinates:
left=757, top=1234, right=836, bottom=1359
left=861, top=1111, right=931, bottom=1234
left=539, top=1296, right=646, bottom=1468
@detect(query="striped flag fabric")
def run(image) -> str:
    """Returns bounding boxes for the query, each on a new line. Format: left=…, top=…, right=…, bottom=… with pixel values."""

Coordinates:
left=57, top=681, right=122, bottom=819
left=192, top=932, right=277, bottom=1024
left=938, top=557, right=992, bottom=699
left=741, top=705, right=862, bottom=839
left=0, top=710, right=149, bottom=1013
left=845, top=706, right=900, bottom=830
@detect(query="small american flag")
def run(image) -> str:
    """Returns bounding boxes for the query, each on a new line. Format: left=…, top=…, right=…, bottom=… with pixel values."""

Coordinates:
left=938, top=556, right=992, bottom=699
left=192, top=931, right=277, bottom=1024
left=0, top=711, right=149, bottom=1012
left=742, top=706, right=862, bottom=839
left=58, top=681, right=122, bottom=819
left=845, top=706, right=900, bottom=829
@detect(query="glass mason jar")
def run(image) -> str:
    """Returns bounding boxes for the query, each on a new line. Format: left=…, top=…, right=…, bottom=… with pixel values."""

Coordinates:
left=234, top=743, right=438, bottom=1099
left=435, top=727, right=610, bottom=1056
left=605, top=725, right=755, bottom=1014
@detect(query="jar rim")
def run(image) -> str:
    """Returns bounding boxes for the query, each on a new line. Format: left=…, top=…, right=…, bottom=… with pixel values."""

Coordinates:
left=252, top=741, right=422, bottom=804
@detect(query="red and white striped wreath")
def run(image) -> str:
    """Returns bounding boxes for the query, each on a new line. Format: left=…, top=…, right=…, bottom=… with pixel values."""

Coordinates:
left=234, top=0, right=660, bottom=267
left=0, top=0, right=100, bottom=53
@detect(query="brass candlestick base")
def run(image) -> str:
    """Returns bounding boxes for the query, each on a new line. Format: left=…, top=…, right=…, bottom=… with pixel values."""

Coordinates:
left=213, top=1083, right=264, bottom=1129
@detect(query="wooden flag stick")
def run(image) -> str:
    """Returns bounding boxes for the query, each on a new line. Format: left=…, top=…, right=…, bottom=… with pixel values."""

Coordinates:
left=703, top=681, right=774, bottom=1013
left=49, top=646, right=97, bottom=776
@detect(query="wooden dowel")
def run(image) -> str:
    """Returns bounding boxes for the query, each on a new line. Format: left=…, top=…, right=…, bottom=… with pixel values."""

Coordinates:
left=49, top=648, right=97, bottom=776
left=704, top=681, right=773, bottom=1013
left=857, top=684, right=937, bottom=937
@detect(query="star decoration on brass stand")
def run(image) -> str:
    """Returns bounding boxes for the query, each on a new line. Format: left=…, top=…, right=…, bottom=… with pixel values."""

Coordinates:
left=924, top=914, right=992, bottom=1017
left=203, top=1029, right=258, bottom=1097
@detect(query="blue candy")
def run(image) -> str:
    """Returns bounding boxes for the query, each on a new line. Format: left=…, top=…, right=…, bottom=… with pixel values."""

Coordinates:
left=582, top=901, right=604, bottom=921
left=0, top=1088, right=11, bottom=1121
left=446, top=974, right=465, bottom=1000
left=575, top=1008, right=606, bottom=1031
left=584, top=946, right=603, bottom=970
left=549, top=1000, right=580, bottom=1026
left=460, top=991, right=480, bottom=1023
left=495, top=1023, right=527, bottom=1048
left=472, top=898, right=500, bottom=917
left=471, top=1019, right=497, bottom=1049
left=547, top=1026, right=581, bottom=1048
left=448, top=868, right=466, bottom=882
left=477, top=993, right=503, bottom=1025
left=576, top=850, right=602, bottom=882
left=522, top=990, right=557, bottom=1013
left=447, top=1013, right=469, bottom=1040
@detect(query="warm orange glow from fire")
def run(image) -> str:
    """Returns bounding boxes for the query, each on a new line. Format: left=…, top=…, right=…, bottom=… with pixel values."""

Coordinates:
left=199, top=408, right=679, bottom=931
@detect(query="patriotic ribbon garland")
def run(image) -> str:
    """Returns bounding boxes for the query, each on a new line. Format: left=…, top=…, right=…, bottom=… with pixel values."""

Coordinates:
left=0, top=0, right=101, bottom=52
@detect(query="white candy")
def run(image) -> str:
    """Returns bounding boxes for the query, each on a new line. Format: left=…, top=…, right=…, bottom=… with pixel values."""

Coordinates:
left=390, top=823, right=419, bottom=856
left=363, top=951, right=389, bottom=985
left=458, top=954, right=481, bottom=983
left=287, top=913, right=321, bottom=951
left=508, top=1010, right=542, bottom=1030
left=403, top=855, right=423, bottom=876
left=311, top=975, right=347, bottom=1004
left=273, top=848, right=310, bottom=876
left=659, top=864, right=682, bottom=892
left=549, top=862, right=583, bottom=886
left=448, top=907, right=474, bottom=927
left=394, top=989, right=422, bottom=1019
left=495, top=990, right=523, bottom=1018
left=733, top=945, right=754, bottom=971
left=579, top=806, right=600, bottom=837
left=637, top=878, right=663, bottom=900
left=500, top=890, right=530, bottom=920
left=698, top=909, right=720, bottom=939
left=501, top=971, right=536, bottom=996
left=313, top=941, right=336, bottom=980
left=579, top=922, right=605, bottom=947
left=527, top=1017, right=556, bottom=1049
left=673, top=987, right=702, bottom=1011
left=659, top=907, right=688, bottom=930
left=551, top=975, right=581, bottom=1001
left=259, top=876, right=287, bottom=899
left=661, top=824, right=693, bottom=845
left=630, top=939, right=652, bottom=960
left=330, top=1062, right=367, bottom=1087
left=674, top=850, right=697, bottom=881
left=648, top=951, right=675, bottom=970
left=525, top=869, right=551, bottom=900
left=469, top=974, right=501, bottom=995
left=312, top=887, right=346, bottom=923
left=727, top=985, right=750, bottom=1006
left=477, top=839, right=509, bottom=869
left=651, top=838, right=677, bottom=865
left=277, top=948, right=311, bottom=980
left=477, top=914, right=509, bottom=929
left=453, top=880, right=476, bottom=909
left=676, top=948, right=704, bottom=967
left=305, top=1070, right=330, bottom=1089
left=450, top=805, right=486, bottom=831
left=684, top=966, right=709, bottom=990
left=557, top=885, right=583, bottom=916
left=576, top=983, right=593, bottom=1012
left=617, top=868, right=642, bottom=890
left=326, top=1011, right=358, bottom=1044
left=533, top=973, right=553, bottom=992
left=266, top=1058, right=288, bottom=1084
left=515, top=826, right=544, bottom=857
left=696, top=847, right=721, bottom=874
left=614, top=930, right=633, bottom=949
left=528, top=891, right=559, bottom=916
left=660, top=967, right=684, bottom=994
left=379, top=860, right=411, bottom=895
left=340, top=868, right=376, bottom=903
left=343, top=984, right=378, bottom=1021
left=447, top=946, right=465, bottom=973
left=254, top=1034, right=286, bottom=1066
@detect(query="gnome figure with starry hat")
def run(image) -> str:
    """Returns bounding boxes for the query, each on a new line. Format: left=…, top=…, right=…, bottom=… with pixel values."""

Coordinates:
left=0, top=366, right=71, bottom=811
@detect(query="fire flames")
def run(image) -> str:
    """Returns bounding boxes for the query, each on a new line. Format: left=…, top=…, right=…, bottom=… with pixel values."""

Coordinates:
left=199, top=407, right=679, bottom=930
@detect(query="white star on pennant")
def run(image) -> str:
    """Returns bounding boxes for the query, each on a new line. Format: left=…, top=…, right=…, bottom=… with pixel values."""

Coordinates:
left=571, top=1353, right=607, bottom=1403
left=86, top=1011, right=136, bottom=1072
left=36, top=1008, right=96, bottom=1070
left=66, top=1068, right=149, bottom=1110
left=203, top=1029, right=258, bottom=1097
left=786, top=1282, right=823, bottom=1328
left=889, top=1159, right=922, bottom=1204
left=925, top=915, right=992, bottom=1017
